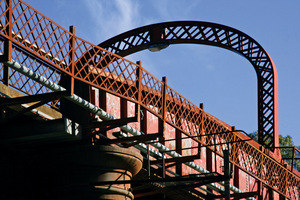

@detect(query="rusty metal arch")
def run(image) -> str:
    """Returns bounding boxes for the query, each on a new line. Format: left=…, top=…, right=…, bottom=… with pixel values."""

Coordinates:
left=97, top=21, right=278, bottom=150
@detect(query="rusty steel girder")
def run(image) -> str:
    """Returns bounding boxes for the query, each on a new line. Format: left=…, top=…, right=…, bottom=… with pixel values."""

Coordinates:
left=96, top=21, right=279, bottom=151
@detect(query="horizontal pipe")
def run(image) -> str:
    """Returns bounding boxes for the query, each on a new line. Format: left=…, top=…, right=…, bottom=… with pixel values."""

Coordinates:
left=4, top=60, right=255, bottom=200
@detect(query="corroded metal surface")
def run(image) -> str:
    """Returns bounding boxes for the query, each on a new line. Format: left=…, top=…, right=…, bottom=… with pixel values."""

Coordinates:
left=0, top=0, right=299, bottom=199
left=97, top=21, right=278, bottom=151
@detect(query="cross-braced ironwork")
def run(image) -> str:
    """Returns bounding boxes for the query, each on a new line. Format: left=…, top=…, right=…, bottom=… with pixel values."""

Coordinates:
left=97, top=21, right=279, bottom=151
left=0, top=0, right=298, bottom=199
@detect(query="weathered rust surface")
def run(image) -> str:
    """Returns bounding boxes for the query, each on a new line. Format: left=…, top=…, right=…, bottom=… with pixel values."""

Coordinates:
left=0, top=0, right=299, bottom=199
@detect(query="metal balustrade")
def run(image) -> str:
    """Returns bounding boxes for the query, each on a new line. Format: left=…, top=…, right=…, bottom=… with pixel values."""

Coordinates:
left=0, top=0, right=299, bottom=199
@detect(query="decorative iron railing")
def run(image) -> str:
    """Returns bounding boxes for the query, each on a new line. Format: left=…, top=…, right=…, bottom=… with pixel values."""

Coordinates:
left=0, top=0, right=298, bottom=198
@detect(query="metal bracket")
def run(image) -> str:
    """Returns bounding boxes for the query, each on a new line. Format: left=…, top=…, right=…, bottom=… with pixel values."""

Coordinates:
left=0, top=91, right=68, bottom=106
left=0, top=91, right=68, bottom=123
left=84, top=116, right=138, bottom=130
left=92, top=173, right=229, bottom=199
left=98, top=133, right=160, bottom=145
left=84, top=101, right=140, bottom=135
left=150, top=155, right=200, bottom=165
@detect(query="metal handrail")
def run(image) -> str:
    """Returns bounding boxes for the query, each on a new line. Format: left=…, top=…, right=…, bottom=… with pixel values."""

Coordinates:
left=0, top=0, right=299, bottom=198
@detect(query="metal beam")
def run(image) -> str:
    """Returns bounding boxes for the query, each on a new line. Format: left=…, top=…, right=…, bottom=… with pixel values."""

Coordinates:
left=84, top=116, right=138, bottom=130
left=92, top=173, right=228, bottom=186
left=98, top=133, right=160, bottom=145
left=150, top=155, right=200, bottom=165
left=0, top=91, right=68, bottom=106
left=3, top=60, right=254, bottom=200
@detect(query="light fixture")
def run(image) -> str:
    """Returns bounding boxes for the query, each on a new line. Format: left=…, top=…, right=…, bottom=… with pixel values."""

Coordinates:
left=148, top=42, right=169, bottom=52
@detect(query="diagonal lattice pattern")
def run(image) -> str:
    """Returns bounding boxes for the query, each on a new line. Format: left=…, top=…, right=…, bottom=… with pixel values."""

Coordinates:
left=0, top=1, right=299, bottom=199
left=140, top=70, right=163, bottom=116
left=98, top=21, right=277, bottom=151
left=73, top=38, right=140, bottom=101
left=166, top=86, right=202, bottom=136
left=11, top=0, right=71, bottom=72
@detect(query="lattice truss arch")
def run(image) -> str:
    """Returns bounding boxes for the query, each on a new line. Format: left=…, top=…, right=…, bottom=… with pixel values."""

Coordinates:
left=96, top=21, right=279, bottom=150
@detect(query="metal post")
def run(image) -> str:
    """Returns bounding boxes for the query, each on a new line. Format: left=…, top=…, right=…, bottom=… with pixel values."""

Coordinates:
left=223, top=149, right=230, bottom=200
left=135, top=61, right=142, bottom=122
left=268, top=187, right=274, bottom=200
left=162, top=152, right=166, bottom=179
left=291, top=147, right=295, bottom=173
left=258, top=146, right=264, bottom=200
left=162, top=152, right=166, bottom=199
left=147, top=144, right=151, bottom=179
left=175, top=128, right=182, bottom=175
left=69, top=26, right=75, bottom=96
left=160, top=76, right=167, bottom=137
left=199, top=103, right=205, bottom=144
left=140, top=107, right=147, bottom=134
left=214, top=132, right=217, bottom=172
left=232, top=128, right=240, bottom=189
left=120, top=97, right=128, bottom=135
left=206, top=146, right=213, bottom=195
left=158, top=77, right=167, bottom=183
left=120, top=98, right=128, bottom=119
left=159, top=136, right=166, bottom=179
left=3, top=0, right=12, bottom=85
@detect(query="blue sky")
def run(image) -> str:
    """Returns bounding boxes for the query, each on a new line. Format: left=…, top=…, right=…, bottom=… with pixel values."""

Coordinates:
left=29, top=0, right=300, bottom=146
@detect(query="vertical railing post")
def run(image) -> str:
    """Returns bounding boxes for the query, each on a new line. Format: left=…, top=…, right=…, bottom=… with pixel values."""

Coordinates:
left=230, top=126, right=235, bottom=164
left=162, top=152, right=166, bottom=179
left=3, top=0, right=13, bottom=85
left=268, top=187, right=274, bottom=200
left=198, top=103, right=204, bottom=166
left=206, top=147, right=213, bottom=194
left=199, top=103, right=205, bottom=143
left=232, top=132, right=240, bottom=189
left=291, top=147, right=295, bottom=173
left=120, top=98, right=128, bottom=119
left=158, top=77, right=167, bottom=180
left=214, top=130, right=217, bottom=172
left=120, top=97, right=128, bottom=136
left=140, top=107, right=147, bottom=134
left=69, top=26, right=75, bottom=96
left=147, top=144, right=151, bottom=179
left=223, top=149, right=230, bottom=200
left=160, top=76, right=167, bottom=137
left=258, top=146, right=264, bottom=200
left=135, top=61, right=142, bottom=122
left=175, top=128, right=182, bottom=175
